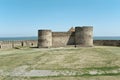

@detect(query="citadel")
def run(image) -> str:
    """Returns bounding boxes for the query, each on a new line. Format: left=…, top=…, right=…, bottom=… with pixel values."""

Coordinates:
left=0, top=26, right=120, bottom=49
left=38, top=26, right=93, bottom=48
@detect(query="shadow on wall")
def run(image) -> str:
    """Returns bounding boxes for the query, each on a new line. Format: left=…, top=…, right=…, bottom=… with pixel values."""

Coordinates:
left=67, top=32, right=75, bottom=45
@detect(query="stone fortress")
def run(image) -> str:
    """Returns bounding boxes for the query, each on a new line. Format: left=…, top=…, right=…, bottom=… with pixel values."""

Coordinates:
left=38, top=26, right=93, bottom=48
left=0, top=26, right=120, bottom=49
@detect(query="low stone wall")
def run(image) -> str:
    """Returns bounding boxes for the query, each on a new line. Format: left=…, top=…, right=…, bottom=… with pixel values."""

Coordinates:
left=93, top=40, right=120, bottom=46
left=0, top=40, right=38, bottom=49
left=0, top=40, right=120, bottom=49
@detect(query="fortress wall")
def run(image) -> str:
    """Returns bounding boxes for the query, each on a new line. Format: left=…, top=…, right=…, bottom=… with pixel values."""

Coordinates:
left=0, top=40, right=120, bottom=49
left=0, top=40, right=38, bottom=49
left=0, top=41, right=13, bottom=49
left=93, top=40, right=120, bottom=46
left=12, top=41, right=22, bottom=47
left=52, top=32, right=75, bottom=47
left=25, top=40, right=38, bottom=47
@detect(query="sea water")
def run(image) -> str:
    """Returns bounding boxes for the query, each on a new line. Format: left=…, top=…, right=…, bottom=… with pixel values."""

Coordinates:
left=0, top=37, right=38, bottom=41
left=0, top=36, right=120, bottom=41
left=94, top=36, right=120, bottom=40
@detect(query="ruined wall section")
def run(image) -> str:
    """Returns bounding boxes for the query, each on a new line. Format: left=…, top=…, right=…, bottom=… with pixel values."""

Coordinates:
left=52, top=32, right=75, bottom=47
left=0, top=40, right=37, bottom=49
left=0, top=41, right=13, bottom=49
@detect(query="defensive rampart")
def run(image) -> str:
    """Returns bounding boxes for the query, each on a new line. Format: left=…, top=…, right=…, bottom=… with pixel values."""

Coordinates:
left=1, top=26, right=120, bottom=49
left=0, top=40, right=120, bottom=49
left=94, top=40, right=120, bottom=46
left=0, top=40, right=37, bottom=49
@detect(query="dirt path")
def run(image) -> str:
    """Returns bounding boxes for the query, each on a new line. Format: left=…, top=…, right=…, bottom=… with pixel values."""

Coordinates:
left=0, top=65, right=120, bottom=77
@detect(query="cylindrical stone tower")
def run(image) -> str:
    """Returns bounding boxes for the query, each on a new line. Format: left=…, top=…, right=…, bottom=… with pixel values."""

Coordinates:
left=38, top=30, right=52, bottom=48
left=75, top=26, right=93, bottom=47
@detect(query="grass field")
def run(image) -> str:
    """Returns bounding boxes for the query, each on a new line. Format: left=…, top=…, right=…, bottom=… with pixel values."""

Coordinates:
left=0, top=46, right=120, bottom=80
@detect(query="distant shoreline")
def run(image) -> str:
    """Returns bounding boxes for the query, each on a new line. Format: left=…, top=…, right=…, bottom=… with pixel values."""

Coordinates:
left=94, top=36, right=120, bottom=40
left=0, top=37, right=38, bottom=41
left=0, top=36, right=120, bottom=41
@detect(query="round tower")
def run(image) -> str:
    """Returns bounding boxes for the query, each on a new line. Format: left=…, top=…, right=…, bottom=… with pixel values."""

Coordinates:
left=75, top=26, right=93, bottom=47
left=38, top=30, right=52, bottom=48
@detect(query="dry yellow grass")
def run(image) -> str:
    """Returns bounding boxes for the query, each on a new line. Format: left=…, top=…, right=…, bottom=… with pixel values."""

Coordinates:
left=0, top=46, right=120, bottom=79
left=0, top=46, right=120, bottom=70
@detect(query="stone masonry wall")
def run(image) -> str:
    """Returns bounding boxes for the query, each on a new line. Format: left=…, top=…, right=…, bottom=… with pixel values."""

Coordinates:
left=52, top=32, right=75, bottom=47
left=0, top=40, right=120, bottom=49
left=93, top=40, right=120, bottom=46
left=0, top=40, right=38, bottom=49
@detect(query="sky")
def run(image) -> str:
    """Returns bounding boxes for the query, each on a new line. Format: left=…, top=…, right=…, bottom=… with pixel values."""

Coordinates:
left=0, top=0, right=120, bottom=37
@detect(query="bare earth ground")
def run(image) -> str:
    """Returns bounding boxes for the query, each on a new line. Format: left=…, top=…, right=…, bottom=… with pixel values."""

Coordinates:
left=0, top=46, right=120, bottom=80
